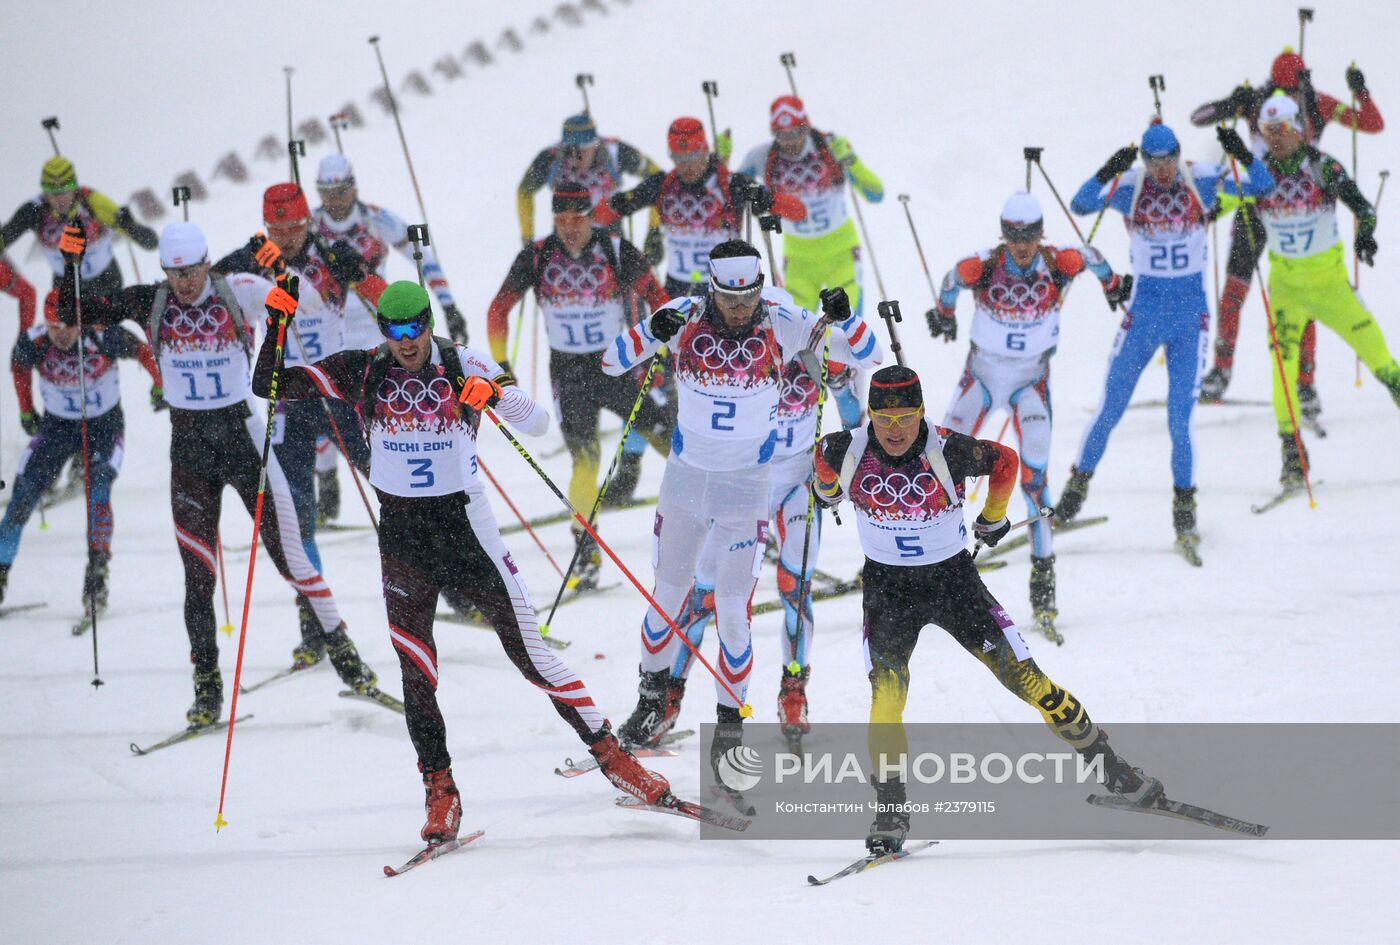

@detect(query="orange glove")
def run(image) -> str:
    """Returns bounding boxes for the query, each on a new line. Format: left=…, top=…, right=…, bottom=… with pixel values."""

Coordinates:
left=771, top=192, right=807, bottom=222
left=58, top=224, right=86, bottom=261
left=251, top=232, right=284, bottom=272
left=459, top=375, right=502, bottom=410
left=264, top=275, right=299, bottom=330
left=592, top=200, right=621, bottom=228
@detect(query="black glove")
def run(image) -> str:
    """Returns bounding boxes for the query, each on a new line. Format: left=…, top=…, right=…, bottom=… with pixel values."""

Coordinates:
left=115, top=206, right=138, bottom=232
left=818, top=286, right=851, bottom=323
left=749, top=186, right=774, bottom=215
left=1104, top=273, right=1133, bottom=311
left=649, top=307, right=686, bottom=342
left=323, top=239, right=367, bottom=287
left=1216, top=125, right=1253, bottom=165
left=926, top=305, right=957, bottom=342
left=1227, top=84, right=1255, bottom=115
left=643, top=228, right=665, bottom=266
left=1096, top=146, right=1138, bottom=184
left=1356, top=229, right=1378, bottom=266
left=20, top=411, right=38, bottom=436
left=811, top=480, right=841, bottom=509
left=442, top=303, right=468, bottom=343
left=974, top=514, right=1011, bottom=547
left=730, top=176, right=754, bottom=208
left=1347, top=66, right=1367, bottom=94
left=150, top=385, right=168, bottom=412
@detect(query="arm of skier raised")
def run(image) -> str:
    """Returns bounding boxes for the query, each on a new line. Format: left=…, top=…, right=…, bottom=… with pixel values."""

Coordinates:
left=608, top=172, right=665, bottom=217
left=940, top=428, right=1019, bottom=524
left=251, top=278, right=369, bottom=402
left=773, top=287, right=883, bottom=370
left=485, top=244, right=537, bottom=365
left=0, top=258, right=37, bottom=331
left=1071, top=148, right=1139, bottom=216
left=516, top=148, right=555, bottom=245
left=601, top=295, right=703, bottom=376
left=86, top=190, right=158, bottom=250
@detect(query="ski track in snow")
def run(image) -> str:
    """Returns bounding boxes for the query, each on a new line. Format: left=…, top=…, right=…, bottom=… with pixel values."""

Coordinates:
left=3, top=1, right=1399, bottom=942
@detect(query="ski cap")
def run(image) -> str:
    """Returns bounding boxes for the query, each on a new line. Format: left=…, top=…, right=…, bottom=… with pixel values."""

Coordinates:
left=377, top=280, right=432, bottom=323
left=1000, top=190, right=1044, bottom=241
left=868, top=365, right=923, bottom=411
left=562, top=113, right=598, bottom=146
left=708, top=239, right=764, bottom=296
left=551, top=186, right=592, bottom=214
left=41, top=156, right=77, bottom=194
left=1271, top=48, right=1306, bottom=90
left=1259, top=93, right=1302, bottom=130
left=1140, top=122, right=1180, bottom=158
left=668, top=117, right=707, bottom=155
left=770, top=95, right=808, bottom=133
left=159, top=222, right=208, bottom=269
left=263, top=183, right=310, bottom=225
left=316, top=154, right=356, bottom=190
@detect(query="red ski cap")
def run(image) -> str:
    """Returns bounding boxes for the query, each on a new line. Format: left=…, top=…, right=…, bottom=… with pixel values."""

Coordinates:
left=1271, top=49, right=1306, bottom=90
left=770, top=95, right=808, bottom=133
left=668, top=117, right=708, bottom=155
left=263, top=183, right=310, bottom=226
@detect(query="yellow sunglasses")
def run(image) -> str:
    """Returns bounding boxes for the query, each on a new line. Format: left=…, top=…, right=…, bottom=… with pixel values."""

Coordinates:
left=869, top=406, right=924, bottom=429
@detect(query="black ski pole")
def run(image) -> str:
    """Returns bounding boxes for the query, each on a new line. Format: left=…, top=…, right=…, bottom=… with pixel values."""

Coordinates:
left=41, top=116, right=60, bottom=154
left=370, top=36, right=433, bottom=226
left=791, top=331, right=830, bottom=675
left=876, top=299, right=906, bottom=368
left=779, top=52, right=800, bottom=97
left=406, top=224, right=429, bottom=286
left=1298, top=7, right=1314, bottom=58
left=701, top=81, right=720, bottom=148
left=758, top=213, right=784, bottom=288
left=1377, top=170, right=1390, bottom=210
left=1149, top=75, right=1166, bottom=121
left=173, top=186, right=191, bottom=222
left=1029, top=150, right=1089, bottom=243
left=575, top=73, right=594, bottom=115
left=1024, top=147, right=1041, bottom=192
left=284, top=66, right=297, bottom=181
left=68, top=252, right=102, bottom=688
left=329, top=112, right=349, bottom=154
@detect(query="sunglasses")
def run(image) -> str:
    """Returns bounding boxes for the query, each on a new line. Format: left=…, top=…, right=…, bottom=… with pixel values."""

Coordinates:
left=869, top=406, right=924, bottom=429
left=163, top=262, right=208, bottom=279
left=775, top=129, right=806, bottom=143
left=378, top=310, right=432, bottom=341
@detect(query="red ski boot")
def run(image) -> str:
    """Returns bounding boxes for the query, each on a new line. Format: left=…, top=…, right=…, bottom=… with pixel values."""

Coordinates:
left=589, top=727, right=671, bottom=804
left=420, top=767, right=462, bottom=843
left=778, top=665, right=811, bottom=736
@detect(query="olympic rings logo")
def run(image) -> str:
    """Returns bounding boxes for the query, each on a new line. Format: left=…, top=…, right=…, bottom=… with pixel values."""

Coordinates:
left=692, top=333, right=768, bottom=371
left=775, top=157, right=826, bottom=192
left=542, top=256, right=610, bottom=296
left=985, top=277, right=1053, bottom=314
left=857, top=471, right=940, bottom=508
left=779, top=368, right=818, bottom=408
left=662, top=189, right=724, bottom=228
left=1137, top=188, right=1195, bottom=221
left=165, top=302, right=230, bottom=338
left=377, top=375, right=454, bottom=415
left=46, top=347, right=105, bottom=382
left=1264, top=175, right=1323, bottom=213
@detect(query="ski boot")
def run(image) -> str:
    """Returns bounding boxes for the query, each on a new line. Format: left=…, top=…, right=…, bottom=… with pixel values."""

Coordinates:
left=1082, top=730, right=1164, bottom=809
left=1376, top=364, right=1400, bottom=409
left=82, top=550, right=110, bottom=616
left=316, top=468, right=341, bottom=525
left=1055, top=467, right=1093, bottom=523
left=419, top=765, right=462, bottom=843
left=1296, top=383, right=1322, bottom=423
left=603, top=450, right=643, bottom=508
left=1198, top=365, right=1230, bottom=404
left=588, top=723, right=671, bottom=804
left=0, top=562, right=10, bottom=606
left=618, top=668, right=674, bottom=748
left=186, top=666, right=224, bottom=727
left=572, top=529, right=603, bottom=591
left=1172, top=486, right=1202, bottom=566
left=1279, top=433, right=1308, bottom=490
left=325, top=624, right=378, bottom=694
left=709, top=705, right=752, bottom=813
left=291, top=595, right=326, bottom=667
left=1029, top=555, right=1062, bottom=643
left=866, top=781, right=911, bottom=856
left=778, top=665, right=811, bottom=746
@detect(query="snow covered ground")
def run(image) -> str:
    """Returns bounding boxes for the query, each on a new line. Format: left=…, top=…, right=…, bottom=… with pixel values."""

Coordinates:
left=3, top=1, right=1399, bottom=942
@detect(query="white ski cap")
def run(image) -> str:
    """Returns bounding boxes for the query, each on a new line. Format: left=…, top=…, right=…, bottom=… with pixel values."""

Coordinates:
left=709, top=254, right=763, bottom=293
left=316, top=153, right=356, bottom=188
left=1259, top=93, right=1302, bottom=129
left=159, top=222, right=208, bottom=268
left=1001, top=190, right=1043, bottom=225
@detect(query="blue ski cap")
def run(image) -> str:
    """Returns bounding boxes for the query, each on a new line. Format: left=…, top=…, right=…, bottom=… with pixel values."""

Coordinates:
left=561, top=113, right=598, bottom=146
left=1141, top=122, right=1180, bottom=158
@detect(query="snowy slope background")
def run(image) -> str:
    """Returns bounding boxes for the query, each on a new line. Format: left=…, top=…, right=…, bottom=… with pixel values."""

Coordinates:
left=2, top=1, right=1399, bottom=942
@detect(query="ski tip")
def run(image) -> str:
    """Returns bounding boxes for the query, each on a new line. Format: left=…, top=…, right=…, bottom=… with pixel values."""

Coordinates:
left=128, top=742, right=143, bottom=755
left=806, top=874, right=824, bottom=885
left=382, top=864, right=399, bottom=877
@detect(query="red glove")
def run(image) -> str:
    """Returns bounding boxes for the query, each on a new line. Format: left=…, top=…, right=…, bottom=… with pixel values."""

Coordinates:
left=459, top=375, right=502, bottom=410
left=592, top=200, right=621, bottom=228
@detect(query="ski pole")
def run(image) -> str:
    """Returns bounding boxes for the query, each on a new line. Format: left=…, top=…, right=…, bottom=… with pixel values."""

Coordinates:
left=284, top=66, right=297, bottom=182
left=173, top=185, right=191, bottom=223
left=575, top=73, right=594, bottom=115
left=972, top=505, right=1054, bottom=560
left=847, top=179, right=887, bottom=302
left=478, top=456, right=564, bottom=579
left=540, top=352, right=665, bottom=632
left=1085, top=171, right=1124, bottom=245
left=791, top=330, right=830, bottom=670
left=1029, top=151, right=1088, bottom=243
left=530, top=293, right=540, bottom=401
left=1298, top=7, right=1314, bottom=58
left=1352, top=67, right=1361, bottom=386
left=216, top=534, right=234, bottom=636
left=780, top=52, right=800, bottom=97
left=1226, top=152, right=1315, bottom=508
left=897, top=195, right=940, bottom=311
left=41, top=116, right=60, bottom=154
left=876, top=299, right=906, bottom=368
left=215, top=275, right=297, bottom=830
left=329, top=112, right=350, bottom=154
left=968, top=416, right=1011, bottom=502
left=701, top=81, right=720, bottom=148
left=1149, top=74, right=1165, bottom=121
left=67, top=250, right=102, bottom=689
left=1024, top=147, right=1040, bottom=193
left=509, top=294, right=528, bottom=367
left=481, top=407, right=752, bottom=715
left=759, top=213, right=785, bottom=288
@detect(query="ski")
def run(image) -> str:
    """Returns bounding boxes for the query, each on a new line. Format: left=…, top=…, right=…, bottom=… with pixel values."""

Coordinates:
left=1033, top=611, right=1064, bottom=646
left=1250, top=480, right=1321, bottom=515
left=499, top=496, right=658, bottom=536
left=806, top=840, right=940, bottom=886
left=1086, top=793, right=1269, bottom=837
left=383, top=829, right=485, bottom=877
left=555, top=729, right=695, bottom=777
left=319, top=522, right=376, bottom=532
left=1300, top=415, right=1328, bottom=438
left=239, top=661, right=322, bottom=693
left=708, top=784, right=756, bottom=817
left=129, top=714, right=253, bottom=756
left=339, top=688, right=405, bottom=714
left=435, top=611, right=577, bottom=650
left=978, top=515, right=1109, bottom=561
left=0, top=602, right=49, bottom=618
left=1164, top=397, right=1274, bottom=409
left=614, top=793, right=751, bottom=832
